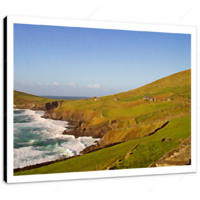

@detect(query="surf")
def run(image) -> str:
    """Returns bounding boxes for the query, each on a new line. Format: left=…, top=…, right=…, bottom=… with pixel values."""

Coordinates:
left=14, top=109, right=99, bottom=169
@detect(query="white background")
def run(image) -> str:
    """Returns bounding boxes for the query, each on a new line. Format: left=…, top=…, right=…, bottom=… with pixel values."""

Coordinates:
left=0, top=0, right=199, bottom=200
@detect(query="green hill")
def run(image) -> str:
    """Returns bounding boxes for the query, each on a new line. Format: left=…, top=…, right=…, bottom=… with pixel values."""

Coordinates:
left=14, top=69, right=191, bottom=175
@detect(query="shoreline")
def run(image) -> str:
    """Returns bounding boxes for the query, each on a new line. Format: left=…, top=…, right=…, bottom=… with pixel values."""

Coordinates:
left=14, top=141, right=123, bottom=173
left=14, top=154, right=81, bottom=173
left=14, top=107, right=80, bottom=134
left=13, top=108, right=100, bottom=171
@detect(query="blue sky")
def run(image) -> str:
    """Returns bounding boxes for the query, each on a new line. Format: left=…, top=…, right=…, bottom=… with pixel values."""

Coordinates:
left=14, top=23, right=191, bottom=97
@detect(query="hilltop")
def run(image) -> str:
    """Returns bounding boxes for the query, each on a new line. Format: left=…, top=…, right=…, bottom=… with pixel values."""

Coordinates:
left=14, top=69, right=191, bottom=175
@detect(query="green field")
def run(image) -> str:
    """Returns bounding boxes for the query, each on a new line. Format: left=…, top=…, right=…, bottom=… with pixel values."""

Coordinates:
left=14, top=116, right=191, bottom=175
left=102, top=101, right=181, bottom=118
left=14, top=69, right=191, bottom=175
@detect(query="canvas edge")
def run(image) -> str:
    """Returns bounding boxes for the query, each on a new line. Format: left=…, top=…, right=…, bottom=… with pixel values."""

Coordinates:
left=5, top=15, right=197, bottom=183
left=3, top=16, right=8, bottom=183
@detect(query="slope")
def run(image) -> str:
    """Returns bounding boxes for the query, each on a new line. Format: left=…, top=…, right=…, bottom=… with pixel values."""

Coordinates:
left=14, top=69, right=191, bottom=174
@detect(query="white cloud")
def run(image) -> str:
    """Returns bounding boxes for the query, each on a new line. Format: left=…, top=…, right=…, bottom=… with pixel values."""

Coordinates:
left=38, top=82, right=42, bottom=85
left=14, top=81, right=116, bottom=97
left=67, top=82, right=77, bottom=87
left=21, top=81, right=26, bottom=84
left=88, top=83, right=100, bottom=88
left=53, top=81, right=59, bottom=86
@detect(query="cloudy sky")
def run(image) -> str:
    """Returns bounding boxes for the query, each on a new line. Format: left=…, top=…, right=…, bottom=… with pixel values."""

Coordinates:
left=14, top=24, right=191, bottom=97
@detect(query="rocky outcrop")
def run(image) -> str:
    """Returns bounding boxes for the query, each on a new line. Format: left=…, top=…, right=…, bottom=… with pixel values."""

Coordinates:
left=15, top=101, right=103, bottom=139
left=45, top=101, right=57, bottom=110
left=80, top=141, right=123, bottom=154
left=98, top=120, right=169, bottom=148
left=63, top=122, right=113, bottom=138
left=43, top=109, right=97, bottom=124
left=45, top=101, right=64, bottom=111
left=15, top=101, right=64, bottom=111
left=148, top=136, right=191, bottom=167
left=43, top=109, right=110, bottom=138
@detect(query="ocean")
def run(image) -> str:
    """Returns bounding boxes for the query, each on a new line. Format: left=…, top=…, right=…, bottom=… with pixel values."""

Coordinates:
left=14, top=109, right=99, bottom=169
left=42, top=96, right=90, bottom=100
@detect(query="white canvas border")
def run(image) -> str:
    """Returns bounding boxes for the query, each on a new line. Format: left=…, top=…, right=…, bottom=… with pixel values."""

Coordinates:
left=5, top=16, right=197, bottom=183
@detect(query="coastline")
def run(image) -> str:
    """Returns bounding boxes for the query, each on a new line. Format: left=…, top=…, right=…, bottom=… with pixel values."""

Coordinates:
left=14, top=140, right=123, bottom=173
left=14, top=154, right=81, bottom=173
left=13, top=107, right=100, bottom=170
left=14, top=105, right=81, bottom=134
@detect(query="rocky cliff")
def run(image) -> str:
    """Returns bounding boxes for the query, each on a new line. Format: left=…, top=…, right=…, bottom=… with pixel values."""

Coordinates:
left=148, top=136, right=191, bottom=167
left=14, top=100, right=173, bottom=155
left=63, top=122, right=112, bottom=138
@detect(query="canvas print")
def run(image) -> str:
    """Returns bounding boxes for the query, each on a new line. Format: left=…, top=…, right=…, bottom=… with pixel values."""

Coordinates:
left=4, top=17, right=196, bottom=182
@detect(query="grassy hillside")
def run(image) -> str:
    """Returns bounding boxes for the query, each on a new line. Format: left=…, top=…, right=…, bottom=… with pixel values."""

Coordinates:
left=15, top=116, right=190, bottom=175
left=14, top=90, right=74, bottom=105
left=14, top=69, right=191, bottom=175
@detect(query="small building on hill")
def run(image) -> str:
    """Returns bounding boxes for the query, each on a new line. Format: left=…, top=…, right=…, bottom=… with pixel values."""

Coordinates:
left=143, top=96, right=156, bottom=101
left=150, top=97, right=157, bottom=101
left=114, top=98, right=120, bottom=101
left=93, top=96, right=99, bottom=101
left=167, top=97, right=172, bottom=101
left=143, top=96, right=150, bottom=100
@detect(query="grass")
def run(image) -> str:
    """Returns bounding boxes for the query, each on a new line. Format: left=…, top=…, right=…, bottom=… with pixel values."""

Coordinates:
left=14, top=115, right=191, bottom=175
left=14, top=90, right=62, bottom=103
left=135, top=111, right=161, bottom=124
left=103, top=101, right=182, bottom=118
left=113, top=140, right=179, bottom=169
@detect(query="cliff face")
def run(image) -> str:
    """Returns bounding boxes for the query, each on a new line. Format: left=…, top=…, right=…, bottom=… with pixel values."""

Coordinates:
left=15, top=101, right=110, bottom=140
left=14, top=100, right=172, bottom=155
left=14, top=100, right=99, bottom=131
left=15, top=101, right=62, bottom=111
left=43, top=109, right=97, bottom=123
left=43, top=109, right=111, bottom=138
left=63, top=122, right=113, bottom=138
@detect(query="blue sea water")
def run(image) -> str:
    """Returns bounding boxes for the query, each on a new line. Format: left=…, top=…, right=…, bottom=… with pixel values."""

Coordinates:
left=41, top=96, right=89, bottom=100
left=14, top=109, right=99, bottom=169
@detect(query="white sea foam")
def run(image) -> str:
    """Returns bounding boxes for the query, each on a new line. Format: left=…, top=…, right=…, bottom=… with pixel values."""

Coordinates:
left=14, top=109, right=99, bottom=169
left=14, top=146, right=74, bottom=169
left=14, top=111, right=68, bottom=135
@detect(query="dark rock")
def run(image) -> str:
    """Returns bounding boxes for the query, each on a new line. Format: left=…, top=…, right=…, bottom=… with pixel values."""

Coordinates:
left=45, top=101, right=59, bottom=111
left=45, top=102, right=52, bottom=110
left=161, top=138, right=172, bottom=142
left=80, top=144, right=98, bottom=154
left=111, top=119, right=117, bottom=124
left=63, top=122, right=112, bottom=138
left=52, top=101, right=58, bottom=108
